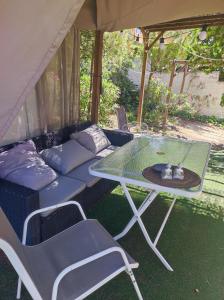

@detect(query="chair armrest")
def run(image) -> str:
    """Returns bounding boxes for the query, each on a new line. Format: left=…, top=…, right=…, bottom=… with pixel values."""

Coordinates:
left=103, top=129, right=134, bottom=146
left=52, top=246, right=132, bottom=300
left=22, top=201, right=87, bottom=245
left=0, top=178, right=40, bottom=244
left=16, top=201, right=87, bottom=300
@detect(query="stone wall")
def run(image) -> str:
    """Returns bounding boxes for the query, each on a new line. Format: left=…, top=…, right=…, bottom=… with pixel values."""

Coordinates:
left=128, top=69, right=224, bottom=118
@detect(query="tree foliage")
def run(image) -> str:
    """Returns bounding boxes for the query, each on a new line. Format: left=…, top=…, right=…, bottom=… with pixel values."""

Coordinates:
left=111, top=67, right=139, bottom=115
left=80, top=30, right=139, bottom=124
left=80, top=27, right=224, bottom=126
left=148, top=27, right=224, bottom=74
left=183, top=26, right=224, bottom=73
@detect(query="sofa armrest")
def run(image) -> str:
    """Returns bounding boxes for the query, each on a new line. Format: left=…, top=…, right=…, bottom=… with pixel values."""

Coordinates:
left=0, top=178, right=41, bottom=245
left=103, top=129, right=134, bottom=146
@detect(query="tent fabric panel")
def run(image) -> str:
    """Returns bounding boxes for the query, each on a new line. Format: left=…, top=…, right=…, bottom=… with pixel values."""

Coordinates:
left=75, top=0, right=97, bottom=30
left=0, top=90, right=41, bottom=147
left=97, top=0, right=224, bottom=31
left=1, top=27, right=81, bottom=147
left=76, top=0, right=224, bottom=31
left=0, top=0, right=85, bottom=139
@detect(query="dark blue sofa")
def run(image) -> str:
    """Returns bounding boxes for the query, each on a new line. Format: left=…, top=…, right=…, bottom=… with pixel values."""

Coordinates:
left=0, top=122, right=133, bottom=244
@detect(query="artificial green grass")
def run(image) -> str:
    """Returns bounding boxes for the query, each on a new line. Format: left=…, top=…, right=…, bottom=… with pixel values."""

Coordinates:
left=1, top=150, right=224, bottom=299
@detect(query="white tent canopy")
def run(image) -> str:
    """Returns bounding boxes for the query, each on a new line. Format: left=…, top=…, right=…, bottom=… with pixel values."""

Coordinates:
left=76, top=0, right=224, bottom=31
left=1, top=0, right=224, bottom=140
left=0, top=0, right=85, bottom=140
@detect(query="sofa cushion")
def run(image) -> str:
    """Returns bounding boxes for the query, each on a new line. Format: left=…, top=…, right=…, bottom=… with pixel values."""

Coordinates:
left=96, top=145, right=119, bottom=159
left=41, top=140, right=94, bottom=175
left=0, top=140, right=57, bottom=190
left=39, top=176, right=86, bottom=217
left=0, top=140, right=37, bottom=178
left=70, top=125, right=111, bottom=154
left=66, top=159, right=100, bottom=188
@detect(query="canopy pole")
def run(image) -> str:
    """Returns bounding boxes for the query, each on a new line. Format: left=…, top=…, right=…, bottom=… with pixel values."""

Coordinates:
left=137, top=29, right=149, bottom=125
left=91, top=30, right=104, bottom=124
left=137, top=30, right=164, bottom=125
left=88, top=42, right=95, bottom=118
left=163, top=60, right=176, bottom=128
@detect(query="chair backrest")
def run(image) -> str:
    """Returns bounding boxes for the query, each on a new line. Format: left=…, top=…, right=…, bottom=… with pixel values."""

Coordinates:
left=116, top=106, right=129, bottom=131
left=0, top=208, right=41, bottom=299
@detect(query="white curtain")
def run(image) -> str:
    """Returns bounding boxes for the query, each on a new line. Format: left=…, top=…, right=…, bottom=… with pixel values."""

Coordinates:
left=1, top=26, right=80, bottom=146
left=36, top=26, right=80, bottom=132
left=1, top=91, right=41, bottom=146
left=0, top=0, right=85, bottom=140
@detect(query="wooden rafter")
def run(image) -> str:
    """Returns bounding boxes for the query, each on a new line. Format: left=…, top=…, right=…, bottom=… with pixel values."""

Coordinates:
left=145, top=14, right=224, bottom=32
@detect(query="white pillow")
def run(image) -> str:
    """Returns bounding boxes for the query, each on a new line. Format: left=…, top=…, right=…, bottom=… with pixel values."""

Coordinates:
left=70, top=125, right=111, bottom=154
left=41, top=140, right=95, bottom=175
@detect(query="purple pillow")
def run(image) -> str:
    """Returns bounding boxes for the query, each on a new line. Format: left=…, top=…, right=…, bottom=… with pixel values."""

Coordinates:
left=0, top=140, right=57, bottom=190
left=0, top=140, right=37, bottom=178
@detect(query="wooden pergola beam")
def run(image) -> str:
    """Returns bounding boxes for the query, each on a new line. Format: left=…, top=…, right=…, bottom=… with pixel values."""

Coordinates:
left=163, top=60, right=176, bottom=128
left=91, top=31, right=104, bottom=123
left=148, top=31, right=165, bottom=49
left=145, top=14, right=224, bottom=32
left=137, top=30, right=164, bottom=125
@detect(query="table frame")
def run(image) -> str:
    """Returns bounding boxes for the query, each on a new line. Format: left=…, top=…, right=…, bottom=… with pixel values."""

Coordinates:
left=114, top=183, right=176, bottom=271
left=89, top=138, right=211, bottom=271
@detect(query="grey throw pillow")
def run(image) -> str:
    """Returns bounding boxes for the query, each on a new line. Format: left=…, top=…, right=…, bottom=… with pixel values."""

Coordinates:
left=70, top=125, right=111, bottom=154
left=41, top=139, right=95, bottom=175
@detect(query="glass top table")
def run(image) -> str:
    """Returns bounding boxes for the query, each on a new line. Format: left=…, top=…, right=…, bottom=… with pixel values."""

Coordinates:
left=89, top=136, right=211, bottom=272
left=90, top=136, right=211, bottom=197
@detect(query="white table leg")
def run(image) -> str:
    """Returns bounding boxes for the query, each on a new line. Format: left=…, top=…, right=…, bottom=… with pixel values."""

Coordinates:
left=153, top=197, right=176, bottom=247
left=116, top=182, right=175, bottom=271
left=114, top=190, right=158, bottom=241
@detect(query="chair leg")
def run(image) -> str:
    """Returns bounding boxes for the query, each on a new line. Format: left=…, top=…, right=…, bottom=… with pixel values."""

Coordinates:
left=128, top=270, right=143, bottom=300
left=16, top=278, right=22, bottom=299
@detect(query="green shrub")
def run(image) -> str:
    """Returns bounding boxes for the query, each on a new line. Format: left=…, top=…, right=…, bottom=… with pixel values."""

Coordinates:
left=142, top=78, right=167, bottom=126
left=80, top=73, right=91, bottom=121
left=99, top=79, right=120, bottom=125
left=220, top=94, right=224, bottom=107
left=80, top=73, right=120, bottom=125
left=172, top=108, right=224, bottom=128
left=111, top=68, right=139, bottom=116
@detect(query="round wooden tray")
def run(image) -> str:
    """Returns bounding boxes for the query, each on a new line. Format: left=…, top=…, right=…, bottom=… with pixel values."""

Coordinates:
left=142, top=165, right=201, bottom=188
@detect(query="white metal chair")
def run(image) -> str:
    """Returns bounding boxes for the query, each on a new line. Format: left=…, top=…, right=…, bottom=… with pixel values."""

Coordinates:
left=0, top=202, right=143, bottom=300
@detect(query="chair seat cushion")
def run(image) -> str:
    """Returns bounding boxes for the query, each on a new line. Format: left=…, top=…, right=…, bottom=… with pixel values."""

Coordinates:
left=39, top=176, right=86, bottom=217
left=40, top=140, right=94, bottom=175
left=26, top=219, right=138, bottom=300
left=66, top=159, right=100, bottom=188
left=96, top=145, right=119, bottom=159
